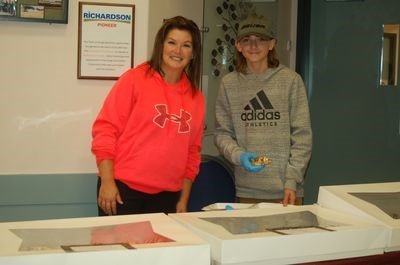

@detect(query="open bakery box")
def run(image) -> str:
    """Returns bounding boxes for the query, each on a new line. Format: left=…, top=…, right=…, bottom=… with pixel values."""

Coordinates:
left=317, top=181, right=400, bottom=252
left=0, top=213, right=210, bottom=265
left=170, top=203, right=387, bottom=265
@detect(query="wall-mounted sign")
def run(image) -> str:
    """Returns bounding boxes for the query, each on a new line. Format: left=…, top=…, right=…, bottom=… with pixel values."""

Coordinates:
left=77, top=2, right=135, bottom=80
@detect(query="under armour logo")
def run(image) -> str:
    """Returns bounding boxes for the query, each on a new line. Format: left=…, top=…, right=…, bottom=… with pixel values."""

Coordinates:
left=153, top=104, right=192, bottom=133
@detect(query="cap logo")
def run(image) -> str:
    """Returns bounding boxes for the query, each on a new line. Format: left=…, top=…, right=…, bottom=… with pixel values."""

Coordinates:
left=241, top=23, right=266, bottom=30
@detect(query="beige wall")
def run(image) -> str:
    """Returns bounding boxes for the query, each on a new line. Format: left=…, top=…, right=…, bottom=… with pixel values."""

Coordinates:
left=0, top=0, right=297, bottom=173
left=0, top=0, right=203, bottom=174
left=148, top=0, right=204, bottom=59
left=277, top=0, right=298, bottom=69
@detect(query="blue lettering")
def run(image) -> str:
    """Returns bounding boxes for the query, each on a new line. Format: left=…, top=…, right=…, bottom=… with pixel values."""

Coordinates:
left=83, top=12, right=131, bottom=22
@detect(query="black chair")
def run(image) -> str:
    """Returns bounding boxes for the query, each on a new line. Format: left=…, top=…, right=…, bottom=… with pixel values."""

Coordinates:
left=187, top=154, right=236, bottom=212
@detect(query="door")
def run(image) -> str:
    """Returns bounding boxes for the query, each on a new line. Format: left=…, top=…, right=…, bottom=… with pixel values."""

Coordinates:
left=201, top=0, right=298, bottom=155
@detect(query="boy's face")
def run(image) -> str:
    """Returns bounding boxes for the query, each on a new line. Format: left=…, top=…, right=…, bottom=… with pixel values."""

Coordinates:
left=236, top=35, right=276, bottom=66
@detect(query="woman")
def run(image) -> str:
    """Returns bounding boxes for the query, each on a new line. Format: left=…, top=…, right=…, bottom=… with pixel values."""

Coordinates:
left=92, top=16, right=204, bottom=215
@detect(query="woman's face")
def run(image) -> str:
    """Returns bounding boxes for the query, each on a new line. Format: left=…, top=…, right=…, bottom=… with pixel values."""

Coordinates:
left=162, top=29, right=194, bottom=74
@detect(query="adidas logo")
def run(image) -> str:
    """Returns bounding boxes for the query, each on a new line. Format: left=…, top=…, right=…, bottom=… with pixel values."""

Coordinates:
left=241, top=90, right=280, bottom=121
left=244, top=90, right=273, bottom=110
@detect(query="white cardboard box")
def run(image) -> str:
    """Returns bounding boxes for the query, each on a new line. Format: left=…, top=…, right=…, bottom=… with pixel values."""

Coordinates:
left=317, top=182, right=400, bottom=252
left=170, top=205, right=387, bottom=265
left=0, top=213, right=210, bottom=265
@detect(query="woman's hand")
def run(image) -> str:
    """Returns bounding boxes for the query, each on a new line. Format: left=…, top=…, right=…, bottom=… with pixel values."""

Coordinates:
left=176, top=178, right=192, bottom=213
left=97, top=160, right=123, bottom=215
left=176, top=199, right=188, bottom=213
left=98, top=179, right=123, bottom=215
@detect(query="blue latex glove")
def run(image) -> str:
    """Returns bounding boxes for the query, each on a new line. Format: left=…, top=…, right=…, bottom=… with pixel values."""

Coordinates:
left=240, top=152, right=265, bottom=172
left=224, top=205, right=234, bottom=210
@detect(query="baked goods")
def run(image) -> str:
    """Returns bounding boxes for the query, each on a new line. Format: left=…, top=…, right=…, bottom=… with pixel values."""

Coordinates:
left=251, top=155, right=272, bottom=166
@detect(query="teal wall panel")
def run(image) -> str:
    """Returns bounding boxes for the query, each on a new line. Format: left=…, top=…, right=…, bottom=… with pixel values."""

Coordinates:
left=303, top=0, right=400, bottom=203
left=0, top=174, right=98, bottom=222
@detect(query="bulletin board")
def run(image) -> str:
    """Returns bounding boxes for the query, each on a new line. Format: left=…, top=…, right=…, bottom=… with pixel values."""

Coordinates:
left=0, top=0, right=68, bottom=24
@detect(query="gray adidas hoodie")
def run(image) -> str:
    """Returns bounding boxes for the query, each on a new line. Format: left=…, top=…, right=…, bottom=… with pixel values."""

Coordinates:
left=214, top=65, right=312, bottom=199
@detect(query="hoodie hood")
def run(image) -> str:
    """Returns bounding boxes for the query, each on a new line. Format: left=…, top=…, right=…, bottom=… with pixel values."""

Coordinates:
left=139, top=63, right=192, bottom=95
left=241, top=64, right=285, bottom=82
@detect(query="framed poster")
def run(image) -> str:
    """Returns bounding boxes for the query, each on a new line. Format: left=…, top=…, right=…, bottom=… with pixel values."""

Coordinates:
left=77, top=2, right=135, bottom=80
left=0, top=0, right=68, bottom=24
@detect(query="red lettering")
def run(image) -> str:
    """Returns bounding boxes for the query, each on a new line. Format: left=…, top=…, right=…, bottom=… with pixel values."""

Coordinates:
left=97, top=23, right=117, bottom=28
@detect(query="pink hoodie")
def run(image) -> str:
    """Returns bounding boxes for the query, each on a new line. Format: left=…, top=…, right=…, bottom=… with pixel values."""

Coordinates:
left=92, top=63, right=204, bottom=193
